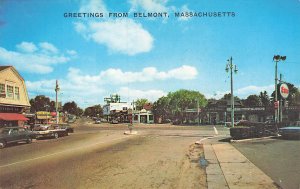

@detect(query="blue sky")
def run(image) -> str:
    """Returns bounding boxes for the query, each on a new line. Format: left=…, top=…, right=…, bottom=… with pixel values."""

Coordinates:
left=0, top=0, right=299, bottom=108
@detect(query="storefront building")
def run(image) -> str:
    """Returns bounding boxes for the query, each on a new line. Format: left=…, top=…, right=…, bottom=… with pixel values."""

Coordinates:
left=203, top=99, right=300, bottom=124
left=133, top=109, right=154, bottom=124
left=0, top=66, right=30, bottom=127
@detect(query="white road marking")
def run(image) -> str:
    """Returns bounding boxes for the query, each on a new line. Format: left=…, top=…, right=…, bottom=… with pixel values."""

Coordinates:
left=213, top=126, right=219, bottom=135
left=0, top=135, right=130, bottom=168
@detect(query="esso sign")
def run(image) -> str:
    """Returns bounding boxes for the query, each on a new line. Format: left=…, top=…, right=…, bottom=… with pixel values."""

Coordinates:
left=280, top=83, right=289, bottom=99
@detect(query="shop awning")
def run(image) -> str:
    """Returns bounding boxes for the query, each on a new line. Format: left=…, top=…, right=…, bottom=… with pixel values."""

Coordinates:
left=0, top=113, right=29, bottom=121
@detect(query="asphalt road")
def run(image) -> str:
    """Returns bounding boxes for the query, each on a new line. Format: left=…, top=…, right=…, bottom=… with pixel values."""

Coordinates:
left=0, top=123, right=229, bottom=189
left=233, top=138, right=300, bottom=189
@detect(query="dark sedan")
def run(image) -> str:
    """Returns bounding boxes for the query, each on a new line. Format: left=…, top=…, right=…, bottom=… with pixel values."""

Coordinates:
left=0, top=127, right=34, bottom=148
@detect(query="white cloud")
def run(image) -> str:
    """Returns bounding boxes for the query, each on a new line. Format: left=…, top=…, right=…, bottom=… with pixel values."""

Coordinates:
left=129, top=0, right=169, bottom=12
left=16, top=42, right=38, bottom=53
left=26, top=65, right=196, bottom=107
left=206, top=84, right=275, bottom=99
left=76, top=0, right=154, bottom=56
left=67, top=65, right=197, bottom=85
left=79, top=0, right=108, bottom=14
left=118, top=87, right=166, bottom=102
left=178, top=5, right=192, bottom=21
left=39, top=42, right=59, bottom=54
left=0, top=42, right=75, bottom=74
left=167, top=65, right=198, bottom=80
left=26, top=78, right=105, bottom=108
left=236, top=85, right=274, bottom=96
left=75, top=19, right=153, bottom=56
left=66, top=50, right=77, bottom=56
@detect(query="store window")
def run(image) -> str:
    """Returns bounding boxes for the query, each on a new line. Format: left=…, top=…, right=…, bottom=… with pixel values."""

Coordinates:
left=149, top=115, right=154, bottom=121
left=15, top=86, right=20, bottom=99
left=6, top=85, right=14, bottom=98
left=0, top=83, right=5, bottom=98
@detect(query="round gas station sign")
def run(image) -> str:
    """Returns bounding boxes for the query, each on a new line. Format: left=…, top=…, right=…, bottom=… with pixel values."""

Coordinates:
left=280, top=83, right=289, bottom=99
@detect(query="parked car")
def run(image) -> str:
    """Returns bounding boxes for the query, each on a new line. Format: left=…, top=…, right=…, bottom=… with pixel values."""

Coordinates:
left=95, top=119, right=101, bottom=124
left=53, top=124, right=74, bottom=133
left=279, top=121, right=300, bottom=139
left=33, top=125, right=68, bottom=139
left=111, top=119, right=119, bottom=124
left=0, top=127, right=34, bottom=149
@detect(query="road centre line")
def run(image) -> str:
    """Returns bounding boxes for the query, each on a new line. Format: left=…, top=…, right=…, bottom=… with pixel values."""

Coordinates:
left=0, top=135, right=130, bottom=168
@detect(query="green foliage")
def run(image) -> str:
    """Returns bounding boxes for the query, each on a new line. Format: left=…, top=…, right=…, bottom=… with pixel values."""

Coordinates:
left=30, top=95, right=55, bottom=112
left=221, top=93, right=240, bottom=101
left=153, top=89, right=207, bottom=124
left=259, top=91, right=270, bottom=107
left=135, top=98, right=149, bottom=110
left=84, top=105, right=103, bottom=117
left=63, top=101, right=82, bottom=116
left=243, top=95, right=261, bottom=107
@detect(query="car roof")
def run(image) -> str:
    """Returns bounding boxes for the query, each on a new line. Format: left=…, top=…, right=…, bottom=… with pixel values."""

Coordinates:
left=3, top=127, right=23, bottom=129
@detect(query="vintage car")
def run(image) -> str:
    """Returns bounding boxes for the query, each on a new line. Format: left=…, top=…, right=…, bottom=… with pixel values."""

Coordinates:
left=0, top=127, right=34, bottom=149
left=53, top=124, right=74, bottom=133
left=110, top=119, right=119, bottom=124
left=279, top=121, right=300, bottom=139
left=33, top=125, right=68, bottom=139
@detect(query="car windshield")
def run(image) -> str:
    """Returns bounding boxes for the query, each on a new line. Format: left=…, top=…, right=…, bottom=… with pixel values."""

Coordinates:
left=33, top=125, right=49, bottom=131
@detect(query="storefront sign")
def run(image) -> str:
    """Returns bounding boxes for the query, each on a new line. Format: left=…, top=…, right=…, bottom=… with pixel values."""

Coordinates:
left=0, top=106, right=22, bottom=113
left=36, top=111, right=51, bottom=119
left=226, top=107, right=265, bottom=111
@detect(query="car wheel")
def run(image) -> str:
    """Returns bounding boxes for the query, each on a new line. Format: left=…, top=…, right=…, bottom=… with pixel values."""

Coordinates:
left=26, top=138, right=32, bottom=144
left=54, top=133, right=59, bottom=139
left=0, top=141, right=6, bottom=149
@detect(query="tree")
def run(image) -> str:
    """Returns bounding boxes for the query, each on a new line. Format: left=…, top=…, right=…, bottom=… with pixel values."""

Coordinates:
left=30, top=95, right=55, bottom=112
left=259, top=91, right=270, bottom=107
left=63, top=101, right=83, bottom=116
left=221, top=93, right=240, bottom=101
left=153, top=96, right=171, bottom=123
left=84, top=105, right=103, bottom=118
left=135, top=98, right=149, bottom=110
left=153, top=89, right=207, bottom=124
left=168, top=89, right=207, bottom=123
left=243, top=95, right=261, bottom=107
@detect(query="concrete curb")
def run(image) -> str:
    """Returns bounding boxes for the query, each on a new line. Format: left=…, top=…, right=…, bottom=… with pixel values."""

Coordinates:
left=230, top=136, right=279, bottom=143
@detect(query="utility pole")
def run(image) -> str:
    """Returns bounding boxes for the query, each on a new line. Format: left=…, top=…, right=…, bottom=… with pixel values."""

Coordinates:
left=55, top=80, right=60, bottom=124
left=226, top=57, right=238, bottom=127
left=273, top=55, right=286, bottom=128
left=279, top=74, right=283, bottom=122
left=197, top=99, right=200, bottom=126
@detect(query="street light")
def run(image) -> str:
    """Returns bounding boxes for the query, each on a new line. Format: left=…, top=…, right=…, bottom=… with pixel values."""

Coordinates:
left=55, top=80, right=60, bottom=124
left=273, top=55, right=286, bottom=127
left=226, top=57, right=238, bottom=127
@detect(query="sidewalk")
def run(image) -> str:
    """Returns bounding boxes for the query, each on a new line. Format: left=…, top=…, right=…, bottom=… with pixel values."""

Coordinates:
left=204, top=143, right=279, bottom=189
